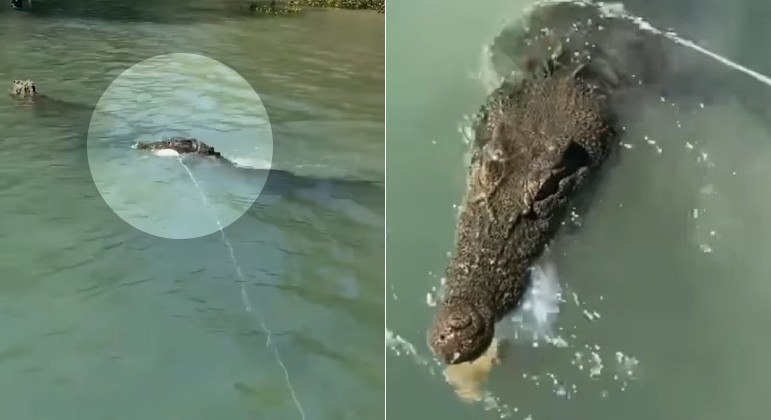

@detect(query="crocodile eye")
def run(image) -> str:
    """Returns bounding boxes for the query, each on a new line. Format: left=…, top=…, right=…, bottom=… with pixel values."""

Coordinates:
left=448, top=314, right=471, bottom=329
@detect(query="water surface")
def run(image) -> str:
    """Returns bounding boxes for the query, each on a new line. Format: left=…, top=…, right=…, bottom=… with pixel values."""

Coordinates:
left=387, top=0, right=771, bottom=418
left=1, top=2, right=383, bottom=419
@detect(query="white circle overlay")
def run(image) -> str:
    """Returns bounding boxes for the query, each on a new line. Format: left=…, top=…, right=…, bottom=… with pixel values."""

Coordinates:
left=87, top=53, right=273, bottom=239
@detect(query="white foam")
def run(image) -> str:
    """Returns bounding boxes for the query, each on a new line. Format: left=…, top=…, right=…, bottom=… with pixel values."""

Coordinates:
left=230, top=156, right=272, bottom=170
left=151, top=149, right=181, bottom=157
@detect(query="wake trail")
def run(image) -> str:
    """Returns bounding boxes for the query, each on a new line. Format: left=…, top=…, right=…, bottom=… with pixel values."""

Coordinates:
left=177, top=157, right=306, bottom=420
left=591, top=1, right=771, bottom=88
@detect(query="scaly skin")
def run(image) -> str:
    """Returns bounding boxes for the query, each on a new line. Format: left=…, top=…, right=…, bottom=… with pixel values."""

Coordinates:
left=428, top=64, right=618, bottom=364
left=135, top=137, right=223, bottom=159
left=9, top=80, right=36, bottom=98
left=424, top=0, right=695, bottom=366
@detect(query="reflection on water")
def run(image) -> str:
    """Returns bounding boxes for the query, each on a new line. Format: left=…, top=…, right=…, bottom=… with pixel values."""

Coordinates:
left=388, top=0, right=771, bottom=419
left=1, top=2, right=383, bottom=419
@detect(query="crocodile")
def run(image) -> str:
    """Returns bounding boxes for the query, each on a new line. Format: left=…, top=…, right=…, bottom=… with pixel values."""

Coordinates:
left=9, top=79, right=36, bottom=98
left=134, top=137, right=223, bottom=159
left=427, top=2, right=686, bottom=365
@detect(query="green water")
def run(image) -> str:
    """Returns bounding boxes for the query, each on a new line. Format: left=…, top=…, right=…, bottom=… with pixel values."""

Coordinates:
left=387, top=0, right=771, bottom=419
left=1, top=2, right=383, bottom=419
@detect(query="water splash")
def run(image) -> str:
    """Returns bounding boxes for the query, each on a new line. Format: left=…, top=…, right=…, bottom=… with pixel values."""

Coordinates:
left=386, top=330, right=515, bottom=418
left=386, top=329, right=439, bottom=371
left=507, top=262, right=563, bottom=342
left=475, top=44, right=506, bottom=94
left=177, top=156, right=306, bottom=420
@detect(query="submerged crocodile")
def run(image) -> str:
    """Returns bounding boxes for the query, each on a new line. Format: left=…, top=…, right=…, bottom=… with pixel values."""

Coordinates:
left=427, top=3, right=686, bottom=365
left=9, top=80, right=93, bottom=115
left=132, top=136, right=383, bottom=207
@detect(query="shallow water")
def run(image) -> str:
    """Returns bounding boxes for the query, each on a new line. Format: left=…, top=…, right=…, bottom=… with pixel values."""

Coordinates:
left=387, top=0, right=771, bottom=419
left=1, top=2, right=383, bottom=419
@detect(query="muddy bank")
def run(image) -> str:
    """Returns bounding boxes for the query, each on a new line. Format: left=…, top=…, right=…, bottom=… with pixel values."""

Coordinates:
left=300, top=0, right=384, bottom=12
left=248, top=0, right=384, bottom=15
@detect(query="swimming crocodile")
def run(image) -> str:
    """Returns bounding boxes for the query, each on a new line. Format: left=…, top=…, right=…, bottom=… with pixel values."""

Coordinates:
left=10, top=79, right=36, bottom=98
left=132, top=136, right=384, bottom=210
left=135, top=137, right=223, bottom=159
left=9, top=79, right=94, bottom=116
left=427, top=2, right=686, bottom=365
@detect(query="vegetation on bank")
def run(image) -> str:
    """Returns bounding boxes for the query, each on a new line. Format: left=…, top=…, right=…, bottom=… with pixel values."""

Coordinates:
left=248, top=0, right=384, bottom=15
left=248, top=0, right=302, bottom=15
left=300, top=0, right=384, bottom=12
